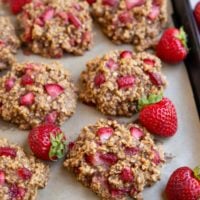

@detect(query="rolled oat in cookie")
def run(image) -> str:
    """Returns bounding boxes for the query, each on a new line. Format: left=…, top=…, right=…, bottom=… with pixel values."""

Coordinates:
left=0, top=62, right=77, bottom=129
left=0, top=16, right=20, bottom=70
left=64, top=119, right=165, bottom=200
left=79, top=50, right=167, bottom=116
left=90, top=0, right=167, bottom=51
left=0, top=137, right=49, bottom=200
left=18, top=0, right=93, bottom=58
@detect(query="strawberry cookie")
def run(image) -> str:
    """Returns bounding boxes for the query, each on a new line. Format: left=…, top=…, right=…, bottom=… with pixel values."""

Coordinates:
left=18, top=0, right=93, bottom=58
left=0, top=62, right=77, bottom=129
left=88, top=0, right=167, bottom=51
left=79, top=50, right=167, bottom=116
left=64, top=119, right=165, bottom=200
left=0, top=137, right=49, bottom=200
left=0, top=16, right=20, bottom=70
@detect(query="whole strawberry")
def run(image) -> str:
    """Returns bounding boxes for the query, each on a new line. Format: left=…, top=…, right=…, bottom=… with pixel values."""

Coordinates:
left=194, top=1, right=200, bottom=28
left=156, top=27, right=188, bottom=64
left=9, top=0, right=31, bottom=14
left=139, top=95, right=177, bottom=137
left=165, top=166, right=200, bottom=200
left=28, top=123, right=66, bottom=161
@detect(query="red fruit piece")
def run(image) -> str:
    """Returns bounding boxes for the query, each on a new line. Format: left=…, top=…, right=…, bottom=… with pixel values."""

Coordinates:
left=125, top=0, right=145, bottom=9
left=110, top=188, right=129, bottom=198
left=130, top=127, right=144, bottom=140
left=0, top=170, right=5, bottom=185
left=41, top=8, right=55, bottom=23
left=57, top=11, right=68, bottom=23
left=148, top=4, right=160, bottom=20
left=44, top=84, right=64, bottom=99
left=45, top=111, right=58, bottom=124
left=96, top=127, right=114, bottom=143
left=9, top=184, right=26, bottom=199
left=68, top=12, right=82, bottom=28
left=94, top=73, right=105, bottom=87
left=102, top=0, right=118, bottom=7
left=28, top=123, right=66, bottom=161
left=0, top=147, right=16, bottom=158
left=5, top=78, right=15, bottom=91
left=21, top=74, right=34, bottom=86
left=139, top=97, right=178, bottom=137
left=148, top=72, right=163, bottom=86
left=86, top=0, right=96, bottom=4
left=85, top=153, right=103, bottom=166
left=99, top=153, right=118, bottom=165
left=120, top=50, right=132, bottom=59
left=35, top=17, right=44, bottom=27
left=106, top=58, right=118, bottom=70
left=152, top=149, right=161, bottom=165
left=143, top=58, right=155, bottom=66
left=118, top=12, right=133, bottom=23
left=194, top=2, right=200, bottom=28
left=17, top=167, right=32, bottom=180
left=117, top=75, right=135, bottom=89
left=120, top=167, right=134, bottom=182
left=10, top=0, right=31, bottom=14
left=156, top=27, right=188, bottom=64
left=68, top=142, right=75, bottom=150
left=124, top=147, right=139, bottom=156
left=20, top=92, right=35, bottom=106
left=165, top=166, right=200, bottom=200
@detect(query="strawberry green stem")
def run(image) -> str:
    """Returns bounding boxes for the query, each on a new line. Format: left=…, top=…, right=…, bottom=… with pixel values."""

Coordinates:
left=49, top=133, right=66, bottom=161
left=176, top=27, right=188, bottom=50
left=138, top=93, right=163, bottom=111
left=193, top=166, right=200, bottom=181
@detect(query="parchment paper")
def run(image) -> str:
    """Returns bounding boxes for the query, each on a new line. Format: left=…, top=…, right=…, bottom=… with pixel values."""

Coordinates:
left=0, top=1, right=200, bottom=200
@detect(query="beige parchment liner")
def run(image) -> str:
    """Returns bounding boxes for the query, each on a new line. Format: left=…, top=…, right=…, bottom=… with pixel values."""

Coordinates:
left=0, top=1, right=200, bottom=200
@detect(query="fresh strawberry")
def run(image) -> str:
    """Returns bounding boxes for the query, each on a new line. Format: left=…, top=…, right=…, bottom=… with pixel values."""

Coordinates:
left=96, top=127, right=114, bottom=143
left=117, top=75, right=135, bottom=89
left=20, top=92, right=35, bottom=106
left=44, top=84, right=64, bottom=99
left=165, top=166, right=200, bottom=200
left=139, top=95, right=177, bottom=137
left=194, top=2, right=200, bottom=28
left=28, top=123, right=66, bottom=161
left=9, top=0, right=31, bottom=14
left=156, top=27, right=188, bottom=64
left=0, top=147, right=16, bottom=158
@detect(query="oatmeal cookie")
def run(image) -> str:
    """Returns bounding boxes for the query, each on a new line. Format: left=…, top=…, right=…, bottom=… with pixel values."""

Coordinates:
left=79, top=50, right=167, bottom=116
left=0, top=16, right=20, bottom=70
left=90, top=0, right=167, bottom=51
left=18, top=0, right=93, bottom=58
left=64, top=119, right=165, bottom=200
left=0, top=137, right=49, bottom=200
left=0, top=62, right=77, bottom=129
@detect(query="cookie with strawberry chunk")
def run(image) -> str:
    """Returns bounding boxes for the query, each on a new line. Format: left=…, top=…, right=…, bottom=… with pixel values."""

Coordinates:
left=18, top=0, right=93, bottom=58
left=88, top=0, right=167, bottom=51
left=0, top=137, right=49, bottom=200
left=0, top=62, right=77, bottom=129
left=0, top=17, right=20, bottom=70
left=64, top=119, right=165, bottom=200
left=79, top=50, right=167, bottom=116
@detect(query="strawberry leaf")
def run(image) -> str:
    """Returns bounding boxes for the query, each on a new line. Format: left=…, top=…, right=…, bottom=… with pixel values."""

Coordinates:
left=193, top=166, right=200, bottom=181
left=176, top=27, right=188, bottom=50
left=138, top=93, right=163, bottom=111
left=49, top=132, right=66, bottom=161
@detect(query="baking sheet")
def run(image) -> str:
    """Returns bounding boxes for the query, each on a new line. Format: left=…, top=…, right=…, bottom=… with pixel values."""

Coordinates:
left=0, top=1, right=200, bottom=200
